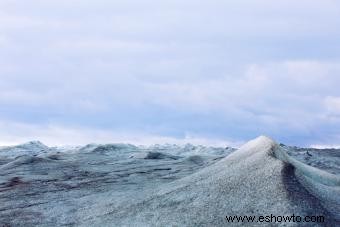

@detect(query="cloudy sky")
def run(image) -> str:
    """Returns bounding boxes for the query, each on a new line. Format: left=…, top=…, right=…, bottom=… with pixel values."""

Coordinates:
left=0, top=0, right=340, bottom=147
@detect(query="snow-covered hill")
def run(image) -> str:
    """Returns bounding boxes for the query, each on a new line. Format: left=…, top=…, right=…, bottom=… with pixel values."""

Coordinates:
left=0, top=141, right=51, bottom=158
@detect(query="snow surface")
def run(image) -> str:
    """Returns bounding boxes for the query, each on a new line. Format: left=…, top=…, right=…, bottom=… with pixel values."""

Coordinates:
left=274, top=143, right=340, bottom=220
left=0, top=137, right=339, bottom=226
left=0, top=141, right=50, bottom=158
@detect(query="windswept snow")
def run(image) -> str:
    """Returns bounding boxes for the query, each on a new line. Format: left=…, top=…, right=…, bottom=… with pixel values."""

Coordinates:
left=0, top=141, right=50, bottom=158
left=275, top=144, right=340, bottom=220
left=282, top=144, right=340, bottom=175
left=0, top=137, right=339, bottom=226
left=101, top=136, right=339, bottom=226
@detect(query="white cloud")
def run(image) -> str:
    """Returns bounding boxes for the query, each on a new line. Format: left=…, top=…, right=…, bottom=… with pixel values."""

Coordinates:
left=0, top=0, right=340, bottom=146
left=0, top=120, right=240, bottom=147
left=324, top=96, right=340, bottom=115
left=0, top=35, right=7, bottom=47
left=143, top=61, right=340, bottom=111
left=310, top=144, right=340, bottom=149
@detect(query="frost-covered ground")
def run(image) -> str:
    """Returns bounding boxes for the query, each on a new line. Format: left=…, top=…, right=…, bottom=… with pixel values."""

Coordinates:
left=0, top=137, right=339, bottom=226
left=282, top=144, right=340, bottom=175
left=0, top=142, right=234, bottom=226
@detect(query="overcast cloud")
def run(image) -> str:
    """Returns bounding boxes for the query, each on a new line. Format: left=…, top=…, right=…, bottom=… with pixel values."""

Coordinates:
left=0, top=0, right=340, bottom=147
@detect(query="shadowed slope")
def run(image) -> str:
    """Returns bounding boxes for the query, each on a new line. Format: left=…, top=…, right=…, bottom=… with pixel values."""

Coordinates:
left=275, top=144, right=340, bottom=220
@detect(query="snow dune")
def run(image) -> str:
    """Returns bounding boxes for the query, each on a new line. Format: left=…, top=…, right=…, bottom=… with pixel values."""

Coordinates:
left=0, top=136, right=339, bottom=226
left=102, top=136, right=339, bottom=226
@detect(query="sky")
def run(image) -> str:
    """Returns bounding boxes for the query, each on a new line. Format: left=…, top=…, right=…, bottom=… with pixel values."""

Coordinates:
left=0, top=0, right=340, bottom=147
